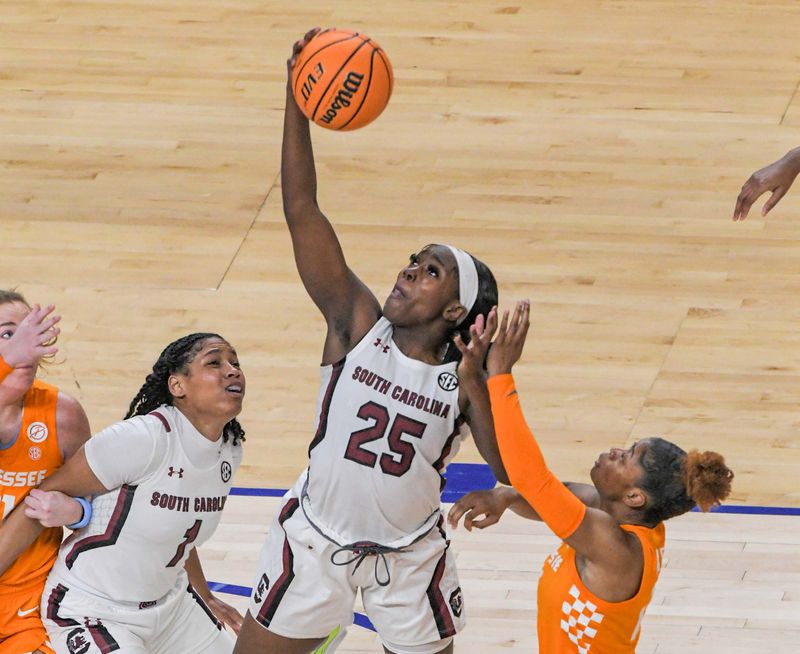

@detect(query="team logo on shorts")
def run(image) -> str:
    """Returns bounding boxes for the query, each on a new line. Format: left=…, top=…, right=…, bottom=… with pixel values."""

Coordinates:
left=449, top=587, right=464, bottom=618
left=253, top=572, right=270, bottom=604
left=27, top=422, right=49, bottom=443
left=220, top=461, right=232, bottom=483
left=28, top=446, right=42, bottom=461
left=438, top=372, right=459, bottom=391
left=66, top=627, right=90, bottom=654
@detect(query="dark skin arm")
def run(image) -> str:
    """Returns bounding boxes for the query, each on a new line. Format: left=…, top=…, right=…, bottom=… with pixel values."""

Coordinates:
left=448, top=482, right=599, bottom=530
left=456, top=301, right=645, bottom=602
left=455, top=310, right=508, bottom=484
left=283, top=29, right=381, bottom=365
left=0, top=448, right=107, bottom=576
left=734, top=146, right=800, bottom=220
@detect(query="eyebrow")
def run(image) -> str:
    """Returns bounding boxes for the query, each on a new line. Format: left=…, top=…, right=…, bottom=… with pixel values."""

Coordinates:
left=202, top=347, right=237, bottom=357
left=0, top=321, right=17, bottom=328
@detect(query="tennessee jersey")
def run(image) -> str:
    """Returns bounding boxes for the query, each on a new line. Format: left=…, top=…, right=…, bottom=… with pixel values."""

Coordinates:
left=303, top=317, right=466, bottom=546
left=48, top=405, right=242, bottom=603
left=0, top=379, right=63, bottom=592
left=537, top=522, right=665, bottom=653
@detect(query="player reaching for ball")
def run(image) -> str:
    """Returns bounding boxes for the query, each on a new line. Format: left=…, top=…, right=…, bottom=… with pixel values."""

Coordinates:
left=449, top=301, right=735, bottom=653
left=233, top=28, right=509, bottom=654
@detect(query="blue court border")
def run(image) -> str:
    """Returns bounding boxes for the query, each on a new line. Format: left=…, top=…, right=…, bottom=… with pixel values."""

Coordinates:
left=212, top=463, right=799, bottom=633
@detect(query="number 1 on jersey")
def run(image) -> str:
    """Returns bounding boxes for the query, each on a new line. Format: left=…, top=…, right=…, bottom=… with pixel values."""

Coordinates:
left=167, top=519, right=202, bottom=567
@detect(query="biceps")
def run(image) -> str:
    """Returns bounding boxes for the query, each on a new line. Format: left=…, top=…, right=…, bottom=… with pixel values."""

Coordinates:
left=40, top=449, right=109, bottom=497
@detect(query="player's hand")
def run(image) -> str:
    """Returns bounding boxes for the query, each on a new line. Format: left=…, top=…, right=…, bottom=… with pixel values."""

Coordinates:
left=206, top=595, right=244, bottom=635
left=0, top=304, right=60, bottom=369
left=23, top=489, right=83, bottom=528
left=448, top=488, right=510, bottom=531
left=287, top=27, right=322, bottom=78
left=486, top=300, right=530, bottom=377
left=454, top=306, right=498, bottom=384
left=734, top=153, right=800, bottom=220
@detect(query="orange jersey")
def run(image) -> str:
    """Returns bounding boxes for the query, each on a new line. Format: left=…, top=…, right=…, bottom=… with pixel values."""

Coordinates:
left=537, top=523, right=665, bottom=653
left=0, top=379, right=63, bottom=592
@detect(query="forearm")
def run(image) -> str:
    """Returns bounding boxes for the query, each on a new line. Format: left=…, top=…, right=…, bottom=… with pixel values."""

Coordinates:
left=282, top=86, right=319, bottom=218
left=185, top=548, right=212, bottom=599
left=783, top=146, right=800, bottom=174
left=487, top=374, right=585, bottom=540
left=462, top=376, right=509, bottom=484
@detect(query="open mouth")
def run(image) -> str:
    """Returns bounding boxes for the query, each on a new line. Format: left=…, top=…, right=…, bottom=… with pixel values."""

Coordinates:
left=225, top=384, right=243, bottom=396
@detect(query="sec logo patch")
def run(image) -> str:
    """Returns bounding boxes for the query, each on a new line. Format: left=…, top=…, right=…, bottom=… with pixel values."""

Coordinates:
left=28, top=446, right=42, bottom=461
left=438, top=372, right=459, bottom=391
left=221, top=461, right=232, bottom=483
left=27, top=422, right=49, bottom=443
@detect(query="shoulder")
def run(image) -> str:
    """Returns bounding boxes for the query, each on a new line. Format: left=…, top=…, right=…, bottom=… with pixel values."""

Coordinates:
left=56, top=391, right=91, bottom=459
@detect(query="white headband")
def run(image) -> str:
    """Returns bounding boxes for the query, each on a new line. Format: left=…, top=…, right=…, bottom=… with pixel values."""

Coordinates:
left=443, top=245, right=479, bottom=325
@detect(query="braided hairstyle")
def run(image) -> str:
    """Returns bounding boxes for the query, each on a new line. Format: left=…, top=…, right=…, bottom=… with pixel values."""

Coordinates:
left=125, top=333, right=245, bottom=445
left=443, top=253, right=498, bottom=364
left=637, top=438, right=733, bottom=526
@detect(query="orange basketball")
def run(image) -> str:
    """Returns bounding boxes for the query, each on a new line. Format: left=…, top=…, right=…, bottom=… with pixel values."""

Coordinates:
left=291, top=29, right=393, bottom=131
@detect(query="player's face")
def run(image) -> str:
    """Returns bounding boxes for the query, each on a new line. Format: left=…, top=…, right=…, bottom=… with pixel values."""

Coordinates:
left=0, top=302, right=37, bottom=398
left=590, top=439, right=650, bottom=502
left=175, top=338, right=246, bottom=425
left=382, top=245, right=463, bottom=327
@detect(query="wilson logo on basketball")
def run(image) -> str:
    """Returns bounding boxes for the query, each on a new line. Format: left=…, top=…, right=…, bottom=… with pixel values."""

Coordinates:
left=27, top=422, right=49, bottom=443
left=319, top=72, right=364, bottom=125
left=438, top=372, right=459, bottom=391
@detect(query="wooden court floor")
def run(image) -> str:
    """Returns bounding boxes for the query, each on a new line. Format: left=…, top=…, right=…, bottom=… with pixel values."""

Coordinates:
left=1, top=0, right=798, bottom=650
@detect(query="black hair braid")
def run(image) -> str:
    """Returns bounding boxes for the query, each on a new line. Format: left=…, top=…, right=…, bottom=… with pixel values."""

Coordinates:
left=125, top=333, right=245, bottom=445
left=443, top=254, right=498, bottom=364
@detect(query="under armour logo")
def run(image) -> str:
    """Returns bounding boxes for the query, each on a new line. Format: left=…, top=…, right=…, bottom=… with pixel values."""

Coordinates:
left=168, top=467, right=184, bottom=478
left=373, top=338, right=390, bottom=353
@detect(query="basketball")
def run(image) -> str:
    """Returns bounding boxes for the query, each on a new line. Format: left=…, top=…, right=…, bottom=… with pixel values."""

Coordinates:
left=291, top=29, right=394, bottom=131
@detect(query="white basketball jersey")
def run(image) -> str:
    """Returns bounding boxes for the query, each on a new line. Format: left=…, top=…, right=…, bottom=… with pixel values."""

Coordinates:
left=304, top=317, right=466, bottom=546
left=50, top=406, right=242, bottom=602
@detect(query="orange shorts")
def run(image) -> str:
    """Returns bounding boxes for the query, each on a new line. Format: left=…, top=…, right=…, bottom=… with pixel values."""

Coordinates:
left=0, top=583, right=54, bottom=654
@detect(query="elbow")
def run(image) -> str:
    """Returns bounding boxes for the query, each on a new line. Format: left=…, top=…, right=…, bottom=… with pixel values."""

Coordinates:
left=282, top=197, right=319, bottom=222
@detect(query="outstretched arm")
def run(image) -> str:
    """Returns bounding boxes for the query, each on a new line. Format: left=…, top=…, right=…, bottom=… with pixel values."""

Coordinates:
left=0, top=448, right=107, bottom=576
left=282, top=29, right=380, bottom=362
left=734, top=147, right=800, bottom=220
left=485, top=303, right=636, bottom=567
left=448, top=482, right=599, bottom=530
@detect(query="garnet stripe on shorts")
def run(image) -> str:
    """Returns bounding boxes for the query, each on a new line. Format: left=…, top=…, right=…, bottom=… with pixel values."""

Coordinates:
left=87, top=622, right=121, bottom=653
left=45, top=584, right=79, bottom=627
left=66, top=484, right=137, bottom=569
left=307, top=358, right=345, bottom=456
left=426, top=548, right=457, bottom=639
left=255, top=497, right=300, bottom=628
